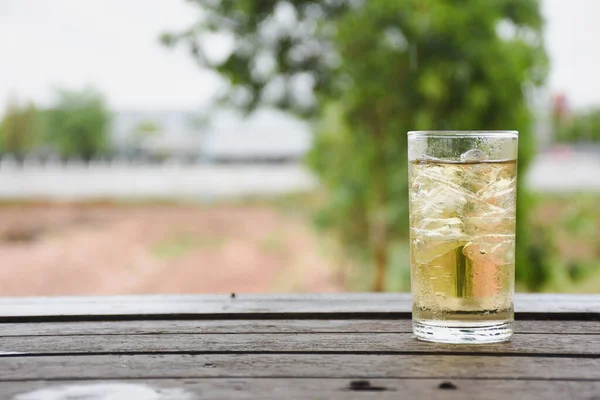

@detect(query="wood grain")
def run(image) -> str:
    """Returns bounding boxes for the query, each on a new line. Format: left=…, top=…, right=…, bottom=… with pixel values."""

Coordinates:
left=2, top=293, right=599, bottom=399
left=2, top=354, right=600, bottom=381
left=3, top=378, right=600, bottom=400
left=1, top=294, right=598, bottom=320
left=1, top=320, right=599, bottom=337
left=1, top=332, right=599, bottom=356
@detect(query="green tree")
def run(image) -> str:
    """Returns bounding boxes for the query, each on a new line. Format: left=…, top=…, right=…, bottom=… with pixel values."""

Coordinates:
left=0, top=99, right=39, bottom=158
left=46, top=88, right=111, bottom=160
left=555, top=108, right=600, bottom=143
left=164, top=0, right=548, bottom=290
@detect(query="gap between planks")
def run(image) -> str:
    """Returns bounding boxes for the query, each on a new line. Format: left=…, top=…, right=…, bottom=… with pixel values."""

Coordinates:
left=1, top=332, right=599, bottom=356
left=1, top=320, right=598, bottom=337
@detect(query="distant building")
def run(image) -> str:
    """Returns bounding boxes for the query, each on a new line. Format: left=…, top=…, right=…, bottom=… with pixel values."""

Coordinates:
left=110, top=111, right=203, bottom=158
left=110, top=109, right=312, bottom=162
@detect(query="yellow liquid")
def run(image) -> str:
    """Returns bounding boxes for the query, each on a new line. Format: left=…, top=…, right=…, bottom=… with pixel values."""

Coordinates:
left=409, top=159, right=516, bottom=324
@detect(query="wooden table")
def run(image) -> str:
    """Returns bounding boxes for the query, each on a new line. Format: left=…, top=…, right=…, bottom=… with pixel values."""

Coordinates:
left=1, top=293, right=599, bottom=399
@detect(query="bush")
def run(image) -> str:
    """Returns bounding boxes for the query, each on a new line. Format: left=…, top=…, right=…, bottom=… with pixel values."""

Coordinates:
left=0, top=99, right=39, bottom=158
left=45, top=88, right=111, bottom=160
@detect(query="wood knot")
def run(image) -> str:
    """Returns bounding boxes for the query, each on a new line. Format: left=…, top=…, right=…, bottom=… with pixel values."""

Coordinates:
left=348, top=380, right=389, bottom=392
left=438, top=381, right=457, bottom=390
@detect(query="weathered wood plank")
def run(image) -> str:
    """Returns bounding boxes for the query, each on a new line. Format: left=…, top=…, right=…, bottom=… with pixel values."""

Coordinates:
left=2, top=354, right=600, bottom=381
left=2, top=293, right=598, bottom=305
left=2, top=332, right=599, bottom=356
left=0, top=294, right=413, bottom=319
left=1, top=294, right=598, bottom=320
left=3, top=378, right=600, bottom=400
left=2, top=320, right=598, bottom=337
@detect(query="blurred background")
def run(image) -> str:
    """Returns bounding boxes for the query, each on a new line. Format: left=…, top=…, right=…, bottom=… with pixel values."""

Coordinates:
left=0, top=0, right=598, bottom=296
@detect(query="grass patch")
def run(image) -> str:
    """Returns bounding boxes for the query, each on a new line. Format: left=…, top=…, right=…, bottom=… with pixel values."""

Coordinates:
left=221, top=191, right=326, bottom=218
left=151, top=233, right=225, bottom=260
left=260, top=230, right=286, bottom=254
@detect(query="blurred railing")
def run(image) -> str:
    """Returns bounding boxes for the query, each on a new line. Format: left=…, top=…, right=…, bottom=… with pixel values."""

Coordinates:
left=526, top=152, right=600, bottom=193
left=0, top=154, right=318, bottom=201
left=1, top=151, right=600, bottom=201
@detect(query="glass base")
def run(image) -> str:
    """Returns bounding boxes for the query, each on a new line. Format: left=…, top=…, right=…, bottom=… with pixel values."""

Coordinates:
left=413, top=320, right=513, bottom=344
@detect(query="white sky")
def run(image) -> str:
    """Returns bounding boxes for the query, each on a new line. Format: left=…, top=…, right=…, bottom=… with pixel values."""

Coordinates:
left=0, top=0, right=598, bottom=111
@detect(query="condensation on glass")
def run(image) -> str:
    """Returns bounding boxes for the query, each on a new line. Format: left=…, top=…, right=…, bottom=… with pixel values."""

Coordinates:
left=408, top=131, right=518, bottom=343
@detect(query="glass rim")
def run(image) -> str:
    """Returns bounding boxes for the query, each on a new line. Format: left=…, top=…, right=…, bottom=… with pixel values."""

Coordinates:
left=408, top=130, right=518, bottom=137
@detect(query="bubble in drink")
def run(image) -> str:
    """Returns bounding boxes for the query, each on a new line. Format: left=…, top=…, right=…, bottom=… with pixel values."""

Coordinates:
left=409, top=158, right=516, bottom=324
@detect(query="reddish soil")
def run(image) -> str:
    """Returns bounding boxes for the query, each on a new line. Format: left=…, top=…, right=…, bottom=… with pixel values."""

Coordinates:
left=0, top=204, right=343, bottom=296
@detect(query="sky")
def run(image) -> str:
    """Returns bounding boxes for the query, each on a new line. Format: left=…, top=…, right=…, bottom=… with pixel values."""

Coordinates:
left=0, top=0, right=599, bottom=111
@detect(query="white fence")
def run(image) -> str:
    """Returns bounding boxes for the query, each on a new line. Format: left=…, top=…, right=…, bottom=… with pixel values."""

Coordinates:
left=0, top=156, right=318, bottom=201
left=0, top=153, right=599, bottom=201
left=526, top=153, right=600, bottom=193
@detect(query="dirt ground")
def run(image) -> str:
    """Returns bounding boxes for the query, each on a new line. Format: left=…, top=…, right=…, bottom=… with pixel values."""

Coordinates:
left=0, top=203, right=343, bottom=296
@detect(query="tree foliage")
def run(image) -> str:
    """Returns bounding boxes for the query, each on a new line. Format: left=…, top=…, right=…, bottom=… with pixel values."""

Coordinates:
left=165, top=0, right=548, bottom=290
left=555, top=108, right=600, bottom=143
left=0, top=99, right=39, bottom=158
left=46, top=88, right=111, bottom=160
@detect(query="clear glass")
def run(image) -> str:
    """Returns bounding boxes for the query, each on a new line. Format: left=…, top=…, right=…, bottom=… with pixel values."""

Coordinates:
left=407, top=131, right=518, bottom=343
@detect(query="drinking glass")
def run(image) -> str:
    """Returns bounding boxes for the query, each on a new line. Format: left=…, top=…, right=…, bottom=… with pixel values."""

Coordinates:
left=408, top=131, right=518, bottom=343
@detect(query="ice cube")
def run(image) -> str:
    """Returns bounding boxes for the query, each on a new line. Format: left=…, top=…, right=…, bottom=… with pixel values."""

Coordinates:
left=464, top=199, right=515, bottom=235
left=478, top=177, right=516, bottom=210
left=411, top=217, right=466, bottom=264
left=419, top=217, right=464, bottom=234
left=418, top=184, right=469, bottom=218
left=465, top=214, right=516, bottom=236
left=412, top=238, right=466, bottom=265
left=412, top=165, right=472, bottom=215
left=460, top=149, right=489, bottom=163
left=463, top=239, right=515, bottom=266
